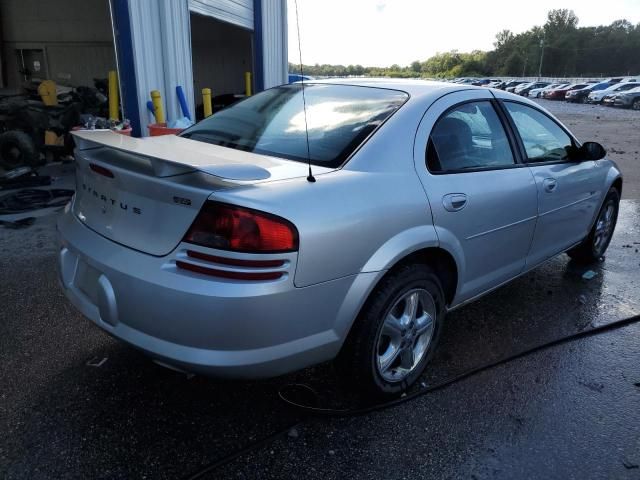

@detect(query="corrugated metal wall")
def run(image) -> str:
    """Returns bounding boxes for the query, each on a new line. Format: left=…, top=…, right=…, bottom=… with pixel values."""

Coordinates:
left=127, top=0, right=194, bottom=136
left=188, top=0, right=254, bottom=30
left=260, top=0, right=287, bottom=89
left=122, top=0, right=286, bottom=135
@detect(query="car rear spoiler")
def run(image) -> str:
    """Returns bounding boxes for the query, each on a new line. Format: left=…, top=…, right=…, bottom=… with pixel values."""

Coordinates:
left=71, top=130, right=272, bottom=181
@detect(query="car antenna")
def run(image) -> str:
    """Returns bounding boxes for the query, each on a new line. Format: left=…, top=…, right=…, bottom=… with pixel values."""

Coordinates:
left=294, top=0, right=315, bottom=183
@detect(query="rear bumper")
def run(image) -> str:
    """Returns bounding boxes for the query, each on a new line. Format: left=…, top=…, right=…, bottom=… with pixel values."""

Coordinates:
left=57, top=207, right=375, bottom=378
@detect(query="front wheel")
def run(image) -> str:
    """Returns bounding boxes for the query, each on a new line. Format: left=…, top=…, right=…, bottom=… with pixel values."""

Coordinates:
left=568, top=187, right=619, bottom=263
left=338, top=264, right=445, bottom=396
left=632, top=99, right=640, bottom=111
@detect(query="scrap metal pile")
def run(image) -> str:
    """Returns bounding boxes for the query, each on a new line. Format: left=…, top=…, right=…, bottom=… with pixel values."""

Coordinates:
left=0, top=77, right=128, bottom=170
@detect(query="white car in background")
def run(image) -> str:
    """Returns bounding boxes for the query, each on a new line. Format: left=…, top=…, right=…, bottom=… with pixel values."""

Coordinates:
left=529, top=83, right=568, bottom=98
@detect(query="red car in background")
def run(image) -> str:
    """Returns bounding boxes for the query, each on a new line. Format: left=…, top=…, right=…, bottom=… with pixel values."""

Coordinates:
left=542, top=83, right=590, bottom=100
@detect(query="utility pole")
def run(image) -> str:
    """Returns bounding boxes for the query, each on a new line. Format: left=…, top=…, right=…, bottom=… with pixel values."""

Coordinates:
left=538, top=36, right=545, bottom=79
left=522, top=55, right=528, bottom=77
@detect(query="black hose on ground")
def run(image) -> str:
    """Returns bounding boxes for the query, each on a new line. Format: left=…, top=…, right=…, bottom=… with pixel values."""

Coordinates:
left=278, top=314, right=640, bottom=417
left=184, top=313, right=640, bottom=479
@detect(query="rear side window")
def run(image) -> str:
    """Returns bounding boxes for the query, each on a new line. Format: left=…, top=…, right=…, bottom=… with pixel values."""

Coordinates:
left=180, top=84, right=408, bottom=167
left=503, top=102, right=573, bottom=163
left=427, top=101, right=515, bottom=172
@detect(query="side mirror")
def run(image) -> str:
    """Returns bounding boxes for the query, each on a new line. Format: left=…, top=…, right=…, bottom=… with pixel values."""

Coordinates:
left=579, top=141, right=606, bottom=161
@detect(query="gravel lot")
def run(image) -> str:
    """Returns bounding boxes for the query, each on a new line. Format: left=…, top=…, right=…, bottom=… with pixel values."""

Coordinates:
left=534, top=99, right=640, bottom=199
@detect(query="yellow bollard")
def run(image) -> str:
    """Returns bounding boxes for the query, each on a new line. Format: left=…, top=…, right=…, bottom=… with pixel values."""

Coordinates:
left=202, top=88, right=212, bottom=117
left=38, top=80, right=58, bottom=106
left=245, top=71, right=252, bottom=97
left=150, top=90, right=165, bottom=124
left=108, top=70, right=119, bottom=121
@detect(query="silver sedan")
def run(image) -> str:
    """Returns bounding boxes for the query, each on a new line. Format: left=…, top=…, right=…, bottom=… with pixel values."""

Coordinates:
left=58, top=79, right=621, bottom=395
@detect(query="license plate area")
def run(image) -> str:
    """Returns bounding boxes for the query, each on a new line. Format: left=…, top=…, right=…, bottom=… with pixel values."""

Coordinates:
left=75, top=259, right=101, bottom=305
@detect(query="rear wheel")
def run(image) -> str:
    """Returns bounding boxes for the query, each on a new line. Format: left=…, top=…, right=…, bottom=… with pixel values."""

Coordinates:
left=568, top=187, right=619, bottom=263
left=339, top=264, right=445, bottom=396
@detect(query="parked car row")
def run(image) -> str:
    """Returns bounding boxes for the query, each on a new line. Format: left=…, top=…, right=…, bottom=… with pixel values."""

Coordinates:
left=543, top=83, right=592, bottom=100
left=539, top=78, right=640, bottom=109
left=448, top=77, right=640, bottom=109
left=587, top=81, right=639, bottom=106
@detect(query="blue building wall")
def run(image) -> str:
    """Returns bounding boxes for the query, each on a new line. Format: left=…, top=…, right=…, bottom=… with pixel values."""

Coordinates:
left=110, top=0, right=286, bottom=137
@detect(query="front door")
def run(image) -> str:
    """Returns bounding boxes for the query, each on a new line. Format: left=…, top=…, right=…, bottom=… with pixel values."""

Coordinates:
left=499, top=101, right=602, bottom=267
left=413, top=90, right=538, bottom=304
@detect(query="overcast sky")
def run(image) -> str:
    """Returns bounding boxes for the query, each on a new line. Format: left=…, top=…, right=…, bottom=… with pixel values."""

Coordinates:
left=286, top=0, right=640, bottom=67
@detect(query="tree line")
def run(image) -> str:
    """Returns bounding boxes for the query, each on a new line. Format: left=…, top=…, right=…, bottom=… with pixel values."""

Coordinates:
left=290, top=10, right=640, bottom=79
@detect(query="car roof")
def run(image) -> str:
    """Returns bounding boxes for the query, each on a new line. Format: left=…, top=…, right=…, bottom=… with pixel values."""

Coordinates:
left=303, top=77, right=491, bottom=98
left=301, top=78, right=558, bottom=111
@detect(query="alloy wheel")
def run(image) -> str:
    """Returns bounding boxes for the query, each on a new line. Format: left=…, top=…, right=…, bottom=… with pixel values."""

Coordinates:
left=593, top=203, right=616, bottom=256
left=376, top=288, right=436, bottom=382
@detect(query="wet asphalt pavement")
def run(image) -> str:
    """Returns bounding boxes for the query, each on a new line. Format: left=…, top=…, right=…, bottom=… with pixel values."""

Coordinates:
left=1, top=190, right=640, bottom=478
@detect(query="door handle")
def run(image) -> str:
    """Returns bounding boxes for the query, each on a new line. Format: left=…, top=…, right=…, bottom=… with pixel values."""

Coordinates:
left=543, top=178, right=557, bottom=193
left=443, top=193, right=467, bottom=212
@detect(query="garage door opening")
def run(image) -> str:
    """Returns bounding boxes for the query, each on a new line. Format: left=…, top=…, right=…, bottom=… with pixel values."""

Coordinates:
left=1, top=0, right=117, bottom=92
left=0, top=0, right=123, bottom=169
left=190, top=12, right=254, bottom=120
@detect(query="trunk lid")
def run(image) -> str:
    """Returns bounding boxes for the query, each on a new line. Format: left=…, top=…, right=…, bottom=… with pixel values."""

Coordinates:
left=71, top=131, right=331, bottom=256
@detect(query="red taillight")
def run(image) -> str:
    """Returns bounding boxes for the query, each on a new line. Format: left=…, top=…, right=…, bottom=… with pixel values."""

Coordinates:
left=182, top=201, right=299, bottom=253
left=89, top=163, right=114, bottom=178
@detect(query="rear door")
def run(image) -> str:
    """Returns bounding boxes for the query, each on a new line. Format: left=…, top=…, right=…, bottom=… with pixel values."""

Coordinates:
left=413, top=90, right=538, bottom=303
left=499, top=100, right=602, bottom=266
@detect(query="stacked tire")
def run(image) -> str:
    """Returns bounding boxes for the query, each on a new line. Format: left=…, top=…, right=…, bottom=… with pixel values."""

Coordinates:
left=0, top=131, right=40, bottom=170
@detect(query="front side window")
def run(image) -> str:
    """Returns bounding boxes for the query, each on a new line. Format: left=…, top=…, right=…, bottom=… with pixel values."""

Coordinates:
left=180, top=84, right=408, bottom=167
left=503, top=102, right=574, bottom=163
left=615, top=83, right=637, bottom=92
left=427, top=101, right=515, bottom=172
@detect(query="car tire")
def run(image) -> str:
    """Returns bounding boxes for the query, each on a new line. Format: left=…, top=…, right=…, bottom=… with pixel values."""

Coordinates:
left=567, top=187, right=620, bottom=263
left=338, top=263, right=445, bottom=396
left=632, top=99, right=640, bottom=111
left=0, top=130, right=40, bottom=169
left=581, top=96, right=589, bottom=104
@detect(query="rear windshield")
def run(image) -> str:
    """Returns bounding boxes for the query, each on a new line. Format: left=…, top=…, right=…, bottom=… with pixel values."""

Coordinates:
left=180, top=84, right=408, bottom=167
